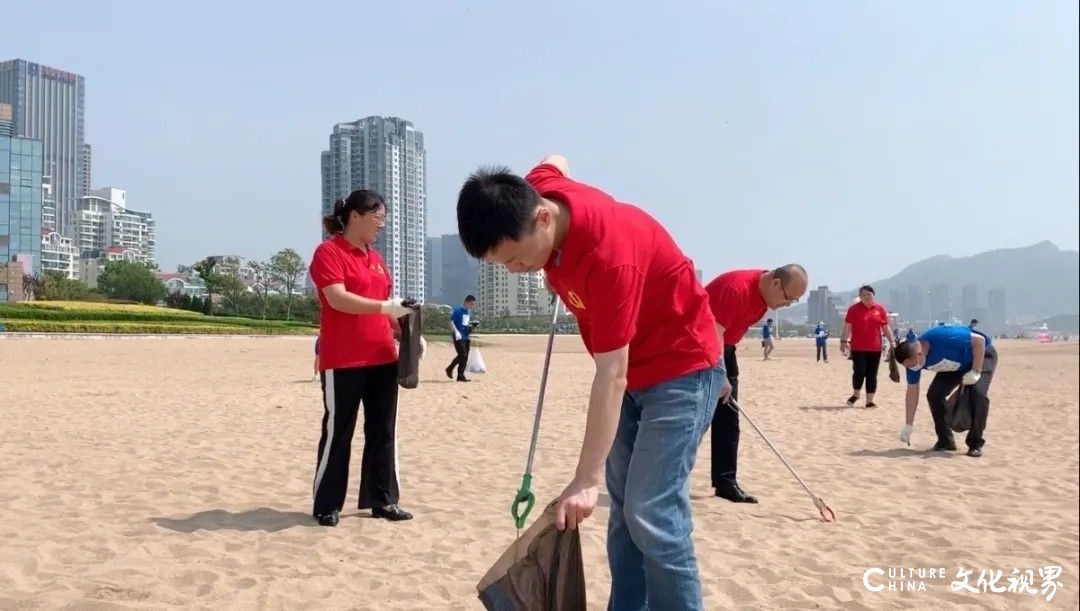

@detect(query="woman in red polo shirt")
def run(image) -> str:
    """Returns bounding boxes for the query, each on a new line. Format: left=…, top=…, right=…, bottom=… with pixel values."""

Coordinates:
left=840, top=285, right=895, bottom=408
left=308, top=190, right=417, bottom=527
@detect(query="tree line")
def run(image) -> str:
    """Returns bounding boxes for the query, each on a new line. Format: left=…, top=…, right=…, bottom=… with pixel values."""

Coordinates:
left=20, top=248, right=318, bottom=323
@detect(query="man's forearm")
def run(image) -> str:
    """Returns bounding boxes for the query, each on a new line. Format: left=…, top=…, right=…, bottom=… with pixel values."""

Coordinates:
left=905, top=385, right=919, bottom=425
left=574, top=371, right=626, bottom=485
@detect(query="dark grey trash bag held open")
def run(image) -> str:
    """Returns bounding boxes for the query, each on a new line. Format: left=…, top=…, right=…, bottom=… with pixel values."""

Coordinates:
left=396, top=302, right=423, bottom=389
left=945, top=386, right=974, bottom=433
left=476, top=500, right=587, bottom=610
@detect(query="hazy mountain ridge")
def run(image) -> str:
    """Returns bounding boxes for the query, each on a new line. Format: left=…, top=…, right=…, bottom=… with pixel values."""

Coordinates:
left=784, top=241, right=1079, bottom=324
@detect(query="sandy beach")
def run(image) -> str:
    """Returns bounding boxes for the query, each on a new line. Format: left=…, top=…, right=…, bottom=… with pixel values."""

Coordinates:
left=0, top=334, right=1077, bottom=610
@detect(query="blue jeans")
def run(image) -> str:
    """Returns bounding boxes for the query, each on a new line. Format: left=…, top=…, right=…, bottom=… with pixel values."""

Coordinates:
left=606, top=364, right=725, bottom=611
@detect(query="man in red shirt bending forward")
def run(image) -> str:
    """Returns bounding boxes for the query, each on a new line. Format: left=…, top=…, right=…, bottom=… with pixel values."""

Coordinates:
left=456, top=154, right=728, bottom=610
left=704, top=266, right=808, bottom=503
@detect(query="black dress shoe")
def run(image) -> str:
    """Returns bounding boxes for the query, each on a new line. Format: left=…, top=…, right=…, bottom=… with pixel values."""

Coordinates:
left=932, top=440, right=957, bottom=452
left=715, top=481, right=758, bottom=504
left=445, top=366, right=454, bottom=380
left=372, top=505, right=413, bottom=521
left=967, top=446, right=983, bottom=458
left=456, top=376, right=470, bottom=382
left=314, top=511, right=339, bottom=527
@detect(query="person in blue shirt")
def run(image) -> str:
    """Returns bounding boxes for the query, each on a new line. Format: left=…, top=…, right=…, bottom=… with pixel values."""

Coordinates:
left=445, top=295, right=478, bottom=382
left=905, top=328, right=917, bottom=342
left=761, top=318, right=775, bottom=360
left=814, top=321, right=829, bottom=362
left=893, top=324, right=998, bottom=457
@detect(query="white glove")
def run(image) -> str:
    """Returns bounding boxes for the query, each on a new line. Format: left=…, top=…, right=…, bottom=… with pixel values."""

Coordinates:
left=900, top=423, right=913, bottom=446
left=961, top=370, right=981, bottom=386
left=379, top=298, right=415, bottom=318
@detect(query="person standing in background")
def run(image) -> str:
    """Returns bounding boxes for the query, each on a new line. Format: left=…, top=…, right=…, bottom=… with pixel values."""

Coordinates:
left=814, top=321, right=829, bottom=362
left=840, top=285, right=895, bottom=408
left=445, top=295, right=478, bottom=382
left=761, top=318, right=776, bottom=360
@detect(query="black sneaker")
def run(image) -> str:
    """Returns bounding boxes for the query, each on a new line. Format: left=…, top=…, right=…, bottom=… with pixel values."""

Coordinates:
left=932, top=440, right=958, bottom=452
left=314, top=511, right=339, bottom=527
left=444, top=366, right=454, bottom=380
left=967, top=447, right=983, bottom=458
left=846, top=395, right=858, bottom=406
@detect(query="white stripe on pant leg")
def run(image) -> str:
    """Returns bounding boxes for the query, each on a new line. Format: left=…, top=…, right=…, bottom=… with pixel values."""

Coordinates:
left=392, top=386, right=400, bottom=495
left=312, top=369, right=336, bottom=502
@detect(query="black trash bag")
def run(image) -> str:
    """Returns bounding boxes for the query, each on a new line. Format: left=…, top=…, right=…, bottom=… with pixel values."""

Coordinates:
left=887, top=348, right=901, bottom=383
left=946, top=386, right=974, bottom=433
left=476, top=500, right=587, bottom=610
left=396, top=300, right=423, bottom=389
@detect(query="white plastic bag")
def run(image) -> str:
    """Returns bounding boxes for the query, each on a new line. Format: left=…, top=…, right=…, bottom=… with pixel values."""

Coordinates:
left=466, top=347, right=487, bottom=374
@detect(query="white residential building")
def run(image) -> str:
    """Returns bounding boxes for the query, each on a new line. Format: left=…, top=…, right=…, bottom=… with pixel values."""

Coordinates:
left=75, top=187, right=155, bottom=263
left=40, top=229, right=79, bottom=279
left=476, top=262, right=554, bottom=318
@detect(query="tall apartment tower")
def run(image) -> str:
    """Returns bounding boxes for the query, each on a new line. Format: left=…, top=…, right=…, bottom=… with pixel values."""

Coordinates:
left=0, top=59, right=86, bottom=239
left=476, top=262, right=553, bottom=318
left=321, top=116, right=426, bottom=302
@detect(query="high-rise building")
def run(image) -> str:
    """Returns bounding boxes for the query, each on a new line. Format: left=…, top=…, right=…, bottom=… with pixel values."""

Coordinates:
left=1, top=105, right=44, bottom=301
left=807, top=285, right=832, bottom=324
left=928, top=283, right=951, bottom=323
left=75, top=187, right=156, bottom=263
left=906, top=285, right=926, bottom=326
left=961, top=284, right=979, bottom=321
left=426, top=233, right=479, bottom=305
left=80, top=143, right=92, bottom=195
left=476, top=262, right=552, bottom=318
left=321, top=116, right=426, bottom=302
left=0, top=59, right=86, bottom=239
left=988, top=288, right=1007, bottom=331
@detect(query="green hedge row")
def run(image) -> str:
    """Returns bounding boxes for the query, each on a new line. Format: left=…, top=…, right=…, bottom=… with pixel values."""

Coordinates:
left=1, top=320, right=317, bottom=335
left=0, top=304, right=316, bottom=329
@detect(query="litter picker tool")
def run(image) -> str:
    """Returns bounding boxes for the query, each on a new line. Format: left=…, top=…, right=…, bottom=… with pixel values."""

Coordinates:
left=728, top=399, right=837, bottom=523
left=511, top=299, right=562, bottom=536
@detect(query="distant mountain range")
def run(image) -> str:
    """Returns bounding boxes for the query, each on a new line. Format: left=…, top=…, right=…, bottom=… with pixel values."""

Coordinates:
left=784, top=241, right=1079, bottom=326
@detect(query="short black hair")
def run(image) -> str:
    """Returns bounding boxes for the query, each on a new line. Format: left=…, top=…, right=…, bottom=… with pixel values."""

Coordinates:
left=464, top=295, right=476, bottom=302
left=766, top=318, right=774, bottom=323
left=456, top=166, right=542, bottom=258
left=858, top=285, right=875, bottom=295
left=893, top=340, right=916, bottom=362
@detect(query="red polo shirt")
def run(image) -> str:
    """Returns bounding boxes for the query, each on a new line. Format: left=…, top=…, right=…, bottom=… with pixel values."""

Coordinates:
left=845, top=301, right=889, bottom=352
left=309, top=235, right=397, bottom=370
left=704, top=269, right=768, bottom=346
left=526, top=163, right=719, bottom=391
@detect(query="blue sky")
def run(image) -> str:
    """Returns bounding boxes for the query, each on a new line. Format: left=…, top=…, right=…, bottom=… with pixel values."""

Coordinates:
left=5, top=0, right=1078, bottom=290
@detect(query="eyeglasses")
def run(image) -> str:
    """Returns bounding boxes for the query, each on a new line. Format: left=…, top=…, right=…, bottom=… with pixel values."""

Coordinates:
left=781, top=283, right=800, bottom=304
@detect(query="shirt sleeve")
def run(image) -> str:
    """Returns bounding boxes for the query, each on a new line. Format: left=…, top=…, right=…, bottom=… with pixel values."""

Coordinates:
left=906, top=367, right=921, bottom=385
left=844, top=305, right=855, bottom=324
left=309, top=246, right=344, bottom=290
left=584, top=264, right=646, bottom=354
left=524, top=163, right=568, bottom=192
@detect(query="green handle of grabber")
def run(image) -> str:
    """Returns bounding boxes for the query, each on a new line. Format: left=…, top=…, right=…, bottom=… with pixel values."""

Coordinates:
left=511, top=473, right=535, bottom=529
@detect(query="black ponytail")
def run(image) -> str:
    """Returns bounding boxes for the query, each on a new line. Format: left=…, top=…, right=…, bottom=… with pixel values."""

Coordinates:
left=322, top=190, right=386, bottom=234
